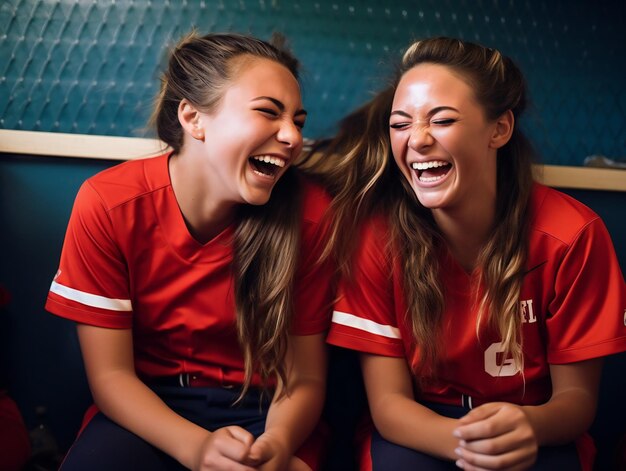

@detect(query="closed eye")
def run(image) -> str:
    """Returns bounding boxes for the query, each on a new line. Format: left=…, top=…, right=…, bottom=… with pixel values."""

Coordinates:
left=255, top=107, right=279, bottom=117
left=390, top=122, right=410, bottom=130
left=432, top=118, right=456, bottom=125
left=255, top=107, right=305, bottom=130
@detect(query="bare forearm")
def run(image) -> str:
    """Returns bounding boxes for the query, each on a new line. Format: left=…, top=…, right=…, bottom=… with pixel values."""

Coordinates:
left=523, top=388, right=597, bottom=446
left=372, top=394, right=459, bottom=461
left=263, top=377, right=326, bottom=454
left=524, top=359, right=602, bottom=446
left=90, top=370, right=208, bottom=469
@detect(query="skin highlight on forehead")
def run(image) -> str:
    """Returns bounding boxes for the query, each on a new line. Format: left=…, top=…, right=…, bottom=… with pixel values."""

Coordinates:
left=393, top=64, right=487, bottom=124
left=205, top=56, right=303, bottom=120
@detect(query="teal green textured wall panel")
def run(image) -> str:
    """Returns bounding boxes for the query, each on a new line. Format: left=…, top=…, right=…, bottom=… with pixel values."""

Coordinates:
left=1, top=0, right=625, bottom=165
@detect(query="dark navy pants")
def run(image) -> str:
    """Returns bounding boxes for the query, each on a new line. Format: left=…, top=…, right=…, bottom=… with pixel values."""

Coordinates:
left=60, top=385, right=270, bottom=471
left=370, top=403, right=581, bottom=471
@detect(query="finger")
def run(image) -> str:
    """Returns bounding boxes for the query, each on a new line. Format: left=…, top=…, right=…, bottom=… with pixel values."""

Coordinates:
left=456, top=458, right=497, bottom=471
left=200, top=455, right=258, bottom=471
left=460, top=427, right=535, bottom=456
left=455, top=442, right=536, bottom=471
left=213, top=429, right=254, bottom=463
left=455, top=420, right=508, bottom=442
left=227, top=426, right=256, bottom=448
left=456, top=456, right=534, bottom=471
left=455, top=459, right=491, bottom=471
left=457, top=403, right=501, bottom=425
left=248, top=439, right=272, bottom=464
left=454, top=409, right=518, bottom=441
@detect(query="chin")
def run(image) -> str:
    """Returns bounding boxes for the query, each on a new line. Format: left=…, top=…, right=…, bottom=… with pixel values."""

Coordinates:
left=414, top=193, right=446, bottom=210
left=243, top=190, right=273, bottom=206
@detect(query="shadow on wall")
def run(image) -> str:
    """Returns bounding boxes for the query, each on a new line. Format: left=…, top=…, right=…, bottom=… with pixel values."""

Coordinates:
left=0, top=154, right=117, bottom=457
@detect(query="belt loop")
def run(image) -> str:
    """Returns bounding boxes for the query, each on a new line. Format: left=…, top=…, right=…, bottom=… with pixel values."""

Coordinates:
left=461, top=394, right=474, bottom=409
left=219, top=368, right=234, bottom=389
left=178, top=372, right=190, bottom=387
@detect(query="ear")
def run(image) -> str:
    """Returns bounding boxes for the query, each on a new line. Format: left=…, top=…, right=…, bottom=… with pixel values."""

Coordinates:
left=489, top=109, right=514, bottom=150
left=178, top=99, right=205, bottom=141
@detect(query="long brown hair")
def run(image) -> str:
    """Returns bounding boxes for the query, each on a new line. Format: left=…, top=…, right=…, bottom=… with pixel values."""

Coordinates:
left=312, top=37, right=535, bottom=380
left=151, top=32, right=302, bottom=397
left=299, top=86, right=397, bottom=275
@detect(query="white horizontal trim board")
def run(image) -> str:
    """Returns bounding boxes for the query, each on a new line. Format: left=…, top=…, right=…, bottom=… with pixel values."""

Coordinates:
left=1, top=129, right=624, bottom=191
left=0, top=129, right=168, bottom=160
left=532, top=165, right=626, bottom=191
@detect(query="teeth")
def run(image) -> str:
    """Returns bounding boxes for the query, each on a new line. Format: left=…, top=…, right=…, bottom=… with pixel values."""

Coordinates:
left=419, top=174, right=446, bottom=183
left=411, top=160, right=449, bottom=170
left=252, top=155, right=286, bottom=168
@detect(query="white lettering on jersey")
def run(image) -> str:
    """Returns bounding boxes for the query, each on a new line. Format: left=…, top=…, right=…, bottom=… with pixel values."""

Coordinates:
left=521, top=299, right=536, bottom=323
left=484, top=342, right=520, bottom=377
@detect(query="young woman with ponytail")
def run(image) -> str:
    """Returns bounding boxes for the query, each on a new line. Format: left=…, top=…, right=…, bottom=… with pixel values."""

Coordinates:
left=319, top=37, right=626, bottom=470
left=46, top=32, right=333, bottom=471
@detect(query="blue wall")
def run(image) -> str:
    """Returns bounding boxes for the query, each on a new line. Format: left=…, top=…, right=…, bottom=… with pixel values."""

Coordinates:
left=0, top=154, right=116, bottom=451
left=2, top=0, right=625, bottom=165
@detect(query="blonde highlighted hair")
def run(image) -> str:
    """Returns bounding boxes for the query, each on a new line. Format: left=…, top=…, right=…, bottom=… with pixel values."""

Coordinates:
left=310, top=37, right=535, bottom=382
left=151, top=32, right=302, bottom=398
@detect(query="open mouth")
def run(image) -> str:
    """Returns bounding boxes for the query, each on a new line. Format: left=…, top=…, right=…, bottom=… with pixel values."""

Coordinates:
left=249, top=155, right=286, bottom=179
left=411, top=160, right=452, bottom=183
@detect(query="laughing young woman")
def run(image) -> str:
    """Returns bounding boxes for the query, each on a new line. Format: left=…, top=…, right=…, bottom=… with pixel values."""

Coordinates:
left=46, top=32, right=333, bottom=471
left=318, top=37, right=626, bottom=470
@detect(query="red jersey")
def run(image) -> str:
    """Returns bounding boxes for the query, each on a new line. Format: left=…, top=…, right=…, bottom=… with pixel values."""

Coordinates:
left=328, top=183, right=626, bottom=407
left=46, top=153, right=333, bottom=387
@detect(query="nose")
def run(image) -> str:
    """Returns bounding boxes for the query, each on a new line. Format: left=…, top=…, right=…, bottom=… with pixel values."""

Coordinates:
left=276, top=119, right=302, bottom=149
left=408, top=125, right=433, bottom=152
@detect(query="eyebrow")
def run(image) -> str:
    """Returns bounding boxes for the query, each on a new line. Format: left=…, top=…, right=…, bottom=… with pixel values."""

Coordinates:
left=390, top=105, right=458, bottom=118
left=252, top=96, right=307, bottom=117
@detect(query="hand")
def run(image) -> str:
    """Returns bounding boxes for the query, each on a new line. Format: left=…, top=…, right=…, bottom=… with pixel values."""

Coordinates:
left=452, top=402, right=538, bottom=470
left=194, top=426, right=257, bottom=471
left=247, top=432, right=290, bottom=471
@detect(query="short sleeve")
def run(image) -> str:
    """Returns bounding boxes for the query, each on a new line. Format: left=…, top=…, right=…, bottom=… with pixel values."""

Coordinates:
left=45, top=181, right=133, bottom=328
left=291, top=183, right=335, bottom=335
left=327, top=218, right=405, bottom=357
left=547, top=217, right=626, bottom=363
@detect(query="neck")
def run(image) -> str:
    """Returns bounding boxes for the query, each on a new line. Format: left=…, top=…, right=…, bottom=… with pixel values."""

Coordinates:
left=433, top=198, right=495, bottom=273
left=169, top=152, right=237, bottom=244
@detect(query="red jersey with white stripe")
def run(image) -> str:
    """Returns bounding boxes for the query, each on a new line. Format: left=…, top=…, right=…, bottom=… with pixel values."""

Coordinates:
left=328, top=183, right=626, bottom=407
left=46, top=153, right=333, bottom=387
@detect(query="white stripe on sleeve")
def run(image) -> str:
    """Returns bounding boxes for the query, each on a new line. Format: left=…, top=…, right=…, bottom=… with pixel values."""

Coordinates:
left=332, top=310, right=401, bottom=339
left=50, top=281, right=132, bottom=312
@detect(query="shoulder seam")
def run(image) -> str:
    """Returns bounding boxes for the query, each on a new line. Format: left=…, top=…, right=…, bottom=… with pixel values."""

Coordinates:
left=86, top=177, right=170, bottom=213
left=532, top=215, right=600, bottom=248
